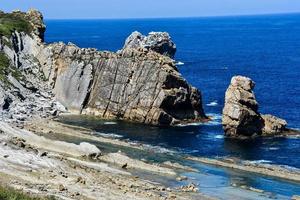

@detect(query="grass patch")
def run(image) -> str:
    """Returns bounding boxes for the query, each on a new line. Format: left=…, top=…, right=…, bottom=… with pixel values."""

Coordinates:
left=0, top=52, right=10, bottom=83
left=0, top=52, right=24, bottom=87
left=0, top=185, right=56, bottom=200
left=0, top=12, right=32, bottom=37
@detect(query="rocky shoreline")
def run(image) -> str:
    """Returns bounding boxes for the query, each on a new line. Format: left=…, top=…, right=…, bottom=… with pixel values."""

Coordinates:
left=1, top=118, right=217, bottom=200
left=1, top=118, right=300, bottom=199
left=0, top=8, right=300, bottom=200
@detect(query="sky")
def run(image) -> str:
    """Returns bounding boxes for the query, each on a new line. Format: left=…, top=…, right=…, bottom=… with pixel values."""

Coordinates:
left=1, top=0, right=300, bottom=19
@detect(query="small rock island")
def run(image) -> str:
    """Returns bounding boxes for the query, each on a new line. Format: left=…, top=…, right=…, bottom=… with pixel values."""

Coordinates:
left=222, top=76, right=289, bottom=138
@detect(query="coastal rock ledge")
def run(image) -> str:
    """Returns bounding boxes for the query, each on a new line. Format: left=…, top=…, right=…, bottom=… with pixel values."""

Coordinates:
left=222, top=76, right=287, bottom=138
left=0, top=9, right=207, bottom=126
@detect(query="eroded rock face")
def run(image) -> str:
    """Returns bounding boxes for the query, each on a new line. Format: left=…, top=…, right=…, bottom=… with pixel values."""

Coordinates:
left=123, top=31, right=176, bottom=58
left=222, top=76, right=287, bottom=137
left=38, top=42, right=206, bottom=125
left=222, top=76, right=264, bottom=137
left=1, top=9, right=206, bottom=126
left=262, top=114, right=287, bottom=135
left=25, top=9, right=46, bottom=42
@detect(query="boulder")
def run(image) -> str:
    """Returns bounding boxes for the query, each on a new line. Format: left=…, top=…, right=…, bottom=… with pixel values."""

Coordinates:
left=0, top=85, right=12, bottom=110
left=261, top=114, right=287, bottom=135
left=123, top=31, right=176, bottom=58
left=222, top=76, right=288, bottom=137
left=222, top=76, right=264, bottom=137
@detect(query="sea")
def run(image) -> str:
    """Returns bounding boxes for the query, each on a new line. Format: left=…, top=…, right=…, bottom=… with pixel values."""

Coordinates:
left=45, top=13, right=300, bottom=169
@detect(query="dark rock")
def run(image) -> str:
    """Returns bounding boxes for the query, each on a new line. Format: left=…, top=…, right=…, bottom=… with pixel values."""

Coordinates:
left=121, top=163, right=128, bottom=169
left=39, top=151, right=48, bottom=157
left=58, top=184, right=66, bottom=191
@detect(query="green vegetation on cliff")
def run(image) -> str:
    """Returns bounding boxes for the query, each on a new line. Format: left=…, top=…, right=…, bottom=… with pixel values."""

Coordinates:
left=0, top=52, right=10, bottom=82
left=0, top=52, right=23, bottom=86
left=0, top=12, right=32, bottom=37
left=0, top=185, right=56, bottom=200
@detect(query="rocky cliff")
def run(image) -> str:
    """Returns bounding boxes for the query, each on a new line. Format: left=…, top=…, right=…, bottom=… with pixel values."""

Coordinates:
left=222, top=76, right=287, bottom=138
left=0, top=9, right=207, bottom=125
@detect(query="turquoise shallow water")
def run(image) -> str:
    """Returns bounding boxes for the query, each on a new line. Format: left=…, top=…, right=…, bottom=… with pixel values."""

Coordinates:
left=45, top=14, right=300, bottom=167
left=51, top=117, right=300, bottom=199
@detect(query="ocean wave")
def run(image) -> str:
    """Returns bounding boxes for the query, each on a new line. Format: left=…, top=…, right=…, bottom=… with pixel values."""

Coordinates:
left=268, top=147, right=279, bottom=151
left=128, top=142, right=176, bottom=154
left=94, top=132, right=123, bottom=138
left=176, top=122, right=204, bottom=127
left=206, top=100, right=218, bottom=107
left=103, top=121, right=118, bottom=125
left=176, top=61, right=185, bottom=66
left=248, top=160, right=272, bottom=164
left=175, top=113, right=222, bottom=127
left=206, top=113, right=222, bottom=126
left=214, top=135, right=224, bottom=139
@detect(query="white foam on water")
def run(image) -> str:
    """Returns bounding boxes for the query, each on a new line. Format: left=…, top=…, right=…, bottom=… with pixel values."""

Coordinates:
left=214, top=135, right=224, bottom=139
left=103, top=121, right=118, bottom=125
left=279, top=165, right=300, bottom=172
left=94, top=132, right=123, bottom=139
left=176, top=61, right=185, bottom=66
left=248, top=160, right=272, bottom=164
left=175, top=113, right=222, bottom=127
left=268, top=147, right=279, bottom=151
left=142, top=144, right=176, bottom=154
left=127, top=141, right=176, bottom=154
left=176, top=122, right=203, bottom=127
left=206, top=100, right=218, bottom=107
left=206, top=113, right=222, bottom=126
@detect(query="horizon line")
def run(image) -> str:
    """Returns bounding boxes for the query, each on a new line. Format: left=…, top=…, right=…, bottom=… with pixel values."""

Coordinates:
left=44, top=11, right=300, bottom=20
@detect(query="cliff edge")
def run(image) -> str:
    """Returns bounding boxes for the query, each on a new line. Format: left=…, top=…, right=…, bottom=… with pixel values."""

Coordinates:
left=0, top=9, right=207, bottom=125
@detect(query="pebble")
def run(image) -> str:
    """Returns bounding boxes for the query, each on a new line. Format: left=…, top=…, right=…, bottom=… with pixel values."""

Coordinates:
left=58, top=184, right=67, bottom=191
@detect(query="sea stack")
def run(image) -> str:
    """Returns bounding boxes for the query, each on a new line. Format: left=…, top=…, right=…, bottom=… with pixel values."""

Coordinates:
left=0, top=10, right=207, bottom=126
left=222, top=76, right=287, bottom=138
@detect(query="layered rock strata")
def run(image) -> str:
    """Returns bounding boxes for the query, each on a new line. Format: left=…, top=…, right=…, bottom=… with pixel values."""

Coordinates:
left=0, top=9, right=207, bottom=126
left=222, top=76, right=287, bottom=137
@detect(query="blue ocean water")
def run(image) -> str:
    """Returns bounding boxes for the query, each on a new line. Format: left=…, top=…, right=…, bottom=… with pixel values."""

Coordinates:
left=45, top=13, right=300, bottom=168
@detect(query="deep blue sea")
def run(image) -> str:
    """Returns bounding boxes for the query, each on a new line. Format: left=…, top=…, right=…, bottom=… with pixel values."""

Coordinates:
left=45, top=13, right=300, bottom=168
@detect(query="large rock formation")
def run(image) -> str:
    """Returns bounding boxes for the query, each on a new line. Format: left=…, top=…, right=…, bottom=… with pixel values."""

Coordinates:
left=123, top=31, right=176, bottom=58
left=0, top=9, right=207, bottom=126
left=222, top=76, right=287, bottom=138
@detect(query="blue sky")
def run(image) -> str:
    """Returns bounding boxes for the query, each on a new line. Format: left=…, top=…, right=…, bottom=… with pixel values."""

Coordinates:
left=1, top=0, right=300, bottom=19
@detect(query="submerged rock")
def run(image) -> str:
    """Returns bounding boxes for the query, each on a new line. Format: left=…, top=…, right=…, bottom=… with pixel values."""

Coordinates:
left=123, top=31, right=176, bottom=58
left=222, top=76, right=287, bottom=137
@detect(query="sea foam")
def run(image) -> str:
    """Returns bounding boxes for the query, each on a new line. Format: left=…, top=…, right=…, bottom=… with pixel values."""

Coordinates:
left=206, top=100, right=218, bottom=107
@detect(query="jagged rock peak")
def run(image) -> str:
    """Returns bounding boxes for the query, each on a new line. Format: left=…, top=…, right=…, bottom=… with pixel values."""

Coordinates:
left=0, top=9, right=45, bottom=42
left=222, top=75, right=287, bottom=138
left=25, top=9, right=46, bottom=41
left=123, top=31, right=176, bottom=58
